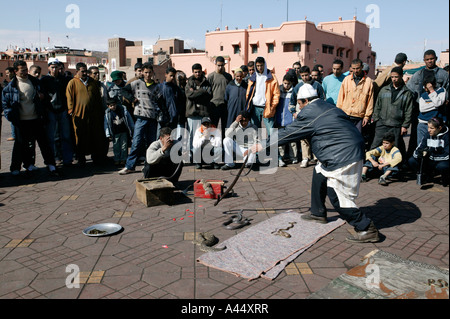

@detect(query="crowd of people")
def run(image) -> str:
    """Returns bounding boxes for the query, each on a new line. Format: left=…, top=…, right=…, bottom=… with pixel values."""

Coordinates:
left=0, top=50, right=449, bottom=187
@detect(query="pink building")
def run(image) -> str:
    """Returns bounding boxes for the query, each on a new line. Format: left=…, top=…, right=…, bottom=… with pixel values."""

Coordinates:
left=171, top=17, right=376, bottom=79
left=439, top=49, right=449, bottom=67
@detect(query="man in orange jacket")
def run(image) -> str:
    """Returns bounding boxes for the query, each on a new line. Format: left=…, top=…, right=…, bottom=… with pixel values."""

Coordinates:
left=246, top=56, right=280, bottom=137
left=336, top=58, right=374, bottom=133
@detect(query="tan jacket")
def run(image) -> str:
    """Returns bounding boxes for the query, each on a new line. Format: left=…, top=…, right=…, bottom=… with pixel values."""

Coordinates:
left=336, top=74, right=374, bottom=120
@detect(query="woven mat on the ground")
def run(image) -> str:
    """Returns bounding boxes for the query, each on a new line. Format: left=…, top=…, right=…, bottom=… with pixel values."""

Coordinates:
left=308, top=250, right=449, bottom=299
left=197, top=211, right=345, bottom=281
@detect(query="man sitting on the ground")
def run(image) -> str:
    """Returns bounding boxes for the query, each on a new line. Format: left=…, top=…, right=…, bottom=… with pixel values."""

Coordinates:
left=142, top=127, right=183, bottom=183
left=192, top=117, right=222, bottom=169
left=221, top=111, right=258, bottom=170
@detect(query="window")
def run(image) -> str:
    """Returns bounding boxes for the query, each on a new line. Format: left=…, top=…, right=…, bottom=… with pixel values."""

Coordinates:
left=322, top=44, right=334, bottom=55
left=267, top=43, right=274, bottom=53
left=220, top=45, right=224, bottom=51
left=126, top=58, right=132, bottom=66
left=251, top=44, right=258, bottom=54
left=233, top=45, right=240, bottom=54
left=283, top=42, right=301, bottom=52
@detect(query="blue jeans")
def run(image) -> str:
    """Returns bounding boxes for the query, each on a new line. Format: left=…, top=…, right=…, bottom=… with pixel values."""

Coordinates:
left=125, top=118, right=158, bottom=170
left=417, top=122, right=428, bottom=146
left=363, top=156, right=399, bottom=176
left=112, top=132, right=128, bottom=162
left=187, top=116, right=202, bottom=156
left=10, top=122, right=16, bottom=139
left=46, top=111, right=73, bottom=164
left=251, top=106, right=275, bottom=137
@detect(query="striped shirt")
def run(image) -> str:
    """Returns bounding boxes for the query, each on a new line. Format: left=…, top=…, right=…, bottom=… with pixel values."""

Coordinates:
left=366, top=146, right=402, bottom=168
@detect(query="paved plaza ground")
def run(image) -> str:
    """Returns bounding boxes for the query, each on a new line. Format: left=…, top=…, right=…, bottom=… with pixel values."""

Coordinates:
left=0, top=120, right=448, bottom=307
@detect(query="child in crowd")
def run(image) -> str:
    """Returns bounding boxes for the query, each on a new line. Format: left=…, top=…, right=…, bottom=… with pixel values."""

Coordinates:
left=276, top=74, right=298, bottom=166
left=104, top=97, right=134, bottom=165
left=408, top=117, right=449, bottom=186
left=361, top=132, right=402, bottom=185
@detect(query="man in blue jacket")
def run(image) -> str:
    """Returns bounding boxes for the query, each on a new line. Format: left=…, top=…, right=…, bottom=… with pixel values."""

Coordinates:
left=40, top=58, right=73, bottom=166
left=158, top=67, right=186, bottom=131
left=250, top=84, right=379, bottom=243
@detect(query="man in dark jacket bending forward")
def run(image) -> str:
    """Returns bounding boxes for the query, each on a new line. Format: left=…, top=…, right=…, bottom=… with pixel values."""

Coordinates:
left=250, top=84, right=379, bottom=243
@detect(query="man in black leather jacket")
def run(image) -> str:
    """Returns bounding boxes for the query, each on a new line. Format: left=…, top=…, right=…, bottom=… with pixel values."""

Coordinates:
left=251, top=84, right=379, bottom=243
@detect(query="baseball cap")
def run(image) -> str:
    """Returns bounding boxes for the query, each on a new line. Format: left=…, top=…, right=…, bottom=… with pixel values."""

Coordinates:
left=201, top=117, right=212, bottom=124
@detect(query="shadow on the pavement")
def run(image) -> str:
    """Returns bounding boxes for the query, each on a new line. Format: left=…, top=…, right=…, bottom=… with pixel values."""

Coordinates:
left=363, top=197, right=421, bottom=231
left=171, top=179, right=196, bottom=204
left=0, top=160, right=120, bottom=188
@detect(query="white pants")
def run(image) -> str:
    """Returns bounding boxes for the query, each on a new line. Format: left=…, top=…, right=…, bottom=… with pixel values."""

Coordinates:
left=314, top=160, right=363, bottom=209
left=223, top=137, right=256, bottom=167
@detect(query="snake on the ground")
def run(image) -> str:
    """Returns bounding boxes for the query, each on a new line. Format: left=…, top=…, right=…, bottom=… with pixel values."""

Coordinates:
left=271, top=222, right=297, bottom=238
left=192, top=232, right=226, bottom=252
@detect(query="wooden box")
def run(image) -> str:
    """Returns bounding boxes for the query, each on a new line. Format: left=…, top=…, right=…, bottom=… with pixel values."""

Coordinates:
left=135, top=178, right=176, bottom=207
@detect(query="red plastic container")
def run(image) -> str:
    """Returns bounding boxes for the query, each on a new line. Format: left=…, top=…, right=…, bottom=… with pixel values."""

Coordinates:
left=193, top=180, right=225, bottom=199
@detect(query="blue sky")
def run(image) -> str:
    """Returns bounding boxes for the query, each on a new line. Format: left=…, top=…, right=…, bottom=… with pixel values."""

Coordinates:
left=1, top=0, right=448, bottom=65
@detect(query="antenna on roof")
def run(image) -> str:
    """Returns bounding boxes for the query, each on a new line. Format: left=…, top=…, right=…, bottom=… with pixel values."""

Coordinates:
left=220, top=1, right=223, bottom=29
left=39, top=14, right=41, bottom=52
left=286, top=0, right=289, bottom=21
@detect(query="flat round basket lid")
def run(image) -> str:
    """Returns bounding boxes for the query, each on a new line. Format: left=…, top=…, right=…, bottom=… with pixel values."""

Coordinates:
left=82, top=223, right=123, bottom=237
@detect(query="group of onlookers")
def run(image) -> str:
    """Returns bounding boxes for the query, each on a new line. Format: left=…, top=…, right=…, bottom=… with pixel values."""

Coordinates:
left=1, top=49, right=448, bottom=186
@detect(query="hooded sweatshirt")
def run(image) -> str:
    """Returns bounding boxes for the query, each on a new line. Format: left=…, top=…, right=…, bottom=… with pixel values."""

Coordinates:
left=253, top=60, right=268, bottom=106
left=246, top=57, right=280, bottom=118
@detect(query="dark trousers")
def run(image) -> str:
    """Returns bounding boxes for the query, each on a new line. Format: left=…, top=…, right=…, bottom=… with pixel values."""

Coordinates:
left=11, top=119, right=56, bottom=171
left=210, top=103, right=228, bottom=140
left=310, top=168, right=372, bottom=231
left=408, top=156, right=449, bottom=183
left=406, top=106, right=419, bottom=158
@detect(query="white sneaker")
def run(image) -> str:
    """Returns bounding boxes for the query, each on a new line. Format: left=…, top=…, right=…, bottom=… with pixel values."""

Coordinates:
left=119, top=167, right=135, bottom=175
left=291, top=159, right=299, bottom=164
left=300, top=159, right=308, bottom=168
left=279, top=159, right=287, bottom=167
